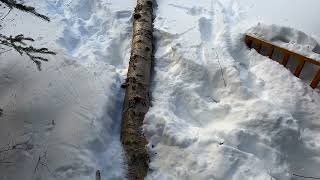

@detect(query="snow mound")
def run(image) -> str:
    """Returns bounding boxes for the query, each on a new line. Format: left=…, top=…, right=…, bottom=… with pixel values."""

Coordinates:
left=247, top=24, right=320, bottom=61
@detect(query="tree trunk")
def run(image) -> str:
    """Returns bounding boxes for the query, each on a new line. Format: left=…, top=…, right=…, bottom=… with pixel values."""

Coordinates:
left=120, top=0, right=154, bottom=179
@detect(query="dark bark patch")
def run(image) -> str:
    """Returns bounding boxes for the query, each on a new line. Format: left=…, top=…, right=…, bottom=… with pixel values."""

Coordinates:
left=146, top=0, right=153, bottom=7
left=121, top=0, right=154, bottom=179
left=134, top=13, right=141, bottom=20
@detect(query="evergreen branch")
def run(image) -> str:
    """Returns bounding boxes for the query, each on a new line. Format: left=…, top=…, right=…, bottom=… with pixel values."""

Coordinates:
left=0, top=34, right=56, bottom=70
left=0, top=0, right=50, bottom=21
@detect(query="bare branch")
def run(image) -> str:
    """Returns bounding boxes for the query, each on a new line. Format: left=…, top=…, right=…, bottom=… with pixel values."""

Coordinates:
left=0, top=138, right=33, bottom=165
left=0, top=139, right=33, bottom=155
left=1, top=8, right=11, bottom=20
left=34, top=150, right=51, bottom=174
left=213, top=47, right=227, bottom=87
left=0, top=161, right=13, bottom=164
left=292, top=173, right=320, bottom=179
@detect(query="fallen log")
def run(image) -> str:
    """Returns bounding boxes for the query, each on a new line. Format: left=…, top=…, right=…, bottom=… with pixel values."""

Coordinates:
left=120, top=0, right=154, bottom=179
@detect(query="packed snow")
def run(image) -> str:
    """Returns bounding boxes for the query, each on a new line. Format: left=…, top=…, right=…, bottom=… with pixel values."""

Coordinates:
left=0, top=0, right=319, bottom=180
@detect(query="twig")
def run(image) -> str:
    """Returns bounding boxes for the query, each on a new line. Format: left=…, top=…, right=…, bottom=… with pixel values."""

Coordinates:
left=293, top=173, right=320, bottom=179
left=0, top=48, right=11, bottom=54
left=1, top=8, right=11, bottom=20
left=0, top=138, right=33, bottom=165
left=0, top=161, right=13, bottom=164
left=213, top=48, right=227, bottom=87
left=34, top=150, right=51, bottom=174
left=0, top=137, right=33, bottom=154
left=34, top=156, right=41, bottom=173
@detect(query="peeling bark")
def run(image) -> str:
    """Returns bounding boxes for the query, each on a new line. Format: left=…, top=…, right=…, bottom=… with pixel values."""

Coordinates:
left=120, top=0, right=154, bottom=179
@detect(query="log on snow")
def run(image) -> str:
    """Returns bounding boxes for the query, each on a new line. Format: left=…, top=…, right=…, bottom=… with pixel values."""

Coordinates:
left=120, top=0, right=154, bottom=179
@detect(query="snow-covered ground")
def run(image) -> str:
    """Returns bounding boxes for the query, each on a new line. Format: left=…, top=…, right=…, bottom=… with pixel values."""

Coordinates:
left=0, top=0, right=134, bottom=179
left=0, top=0, right=320, bottom=180
left=145, top=0, right=320, bottom=179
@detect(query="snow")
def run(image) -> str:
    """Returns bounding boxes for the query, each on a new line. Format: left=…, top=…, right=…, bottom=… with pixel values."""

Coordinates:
left=239, top=0, right=320, bottom=39
left=0, top=52, right=125, bottom=180
left=144, top=0, right=320, bottom=179
left=0, top=0, right=320, bottom=180
left=0, top=0, right=134, bottom=179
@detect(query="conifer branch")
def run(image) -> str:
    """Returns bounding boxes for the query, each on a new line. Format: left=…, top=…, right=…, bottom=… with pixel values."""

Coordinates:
left=0, top=0, right=50, bottom=21
left=0, top=34, right=56, bottom=70
left=0, top=1, right=55, bottom=70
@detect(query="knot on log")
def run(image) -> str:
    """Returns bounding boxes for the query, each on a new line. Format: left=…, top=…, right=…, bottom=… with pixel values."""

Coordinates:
left=134, top=13, right=141, bottom=20
left=129, top=95, right=148, bottom=107
left=146, top=0, right=153, bottom=7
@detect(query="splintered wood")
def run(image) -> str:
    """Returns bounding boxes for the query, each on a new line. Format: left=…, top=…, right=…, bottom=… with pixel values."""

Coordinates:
left=245, top=34, right=320, bottom=89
